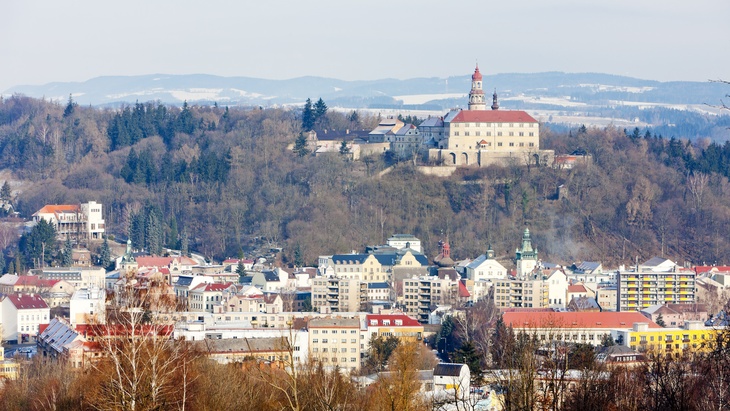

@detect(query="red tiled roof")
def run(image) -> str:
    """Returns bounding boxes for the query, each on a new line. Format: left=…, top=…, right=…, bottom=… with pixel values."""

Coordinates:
left=458, top=281, right=470, bottom=298
left=472, top=65, right=482, bottom=81
left=193, top=282, right=234, bottom=292
left=33, top=204, right=80, bottom=216
left=366, top=314, right=421, bottom=327
left=6, top=293, right=49, bottom=310
left=695, top=266, right=730, bottom=274
left=14, top=275, right=41, bottom=286
left=136, top=256, right=173, bottom=268
left=568, top=285, right=587, bottom=293
left=450, top=110, right=537, bottom=124
left=503, top=311, right=661, bottom=329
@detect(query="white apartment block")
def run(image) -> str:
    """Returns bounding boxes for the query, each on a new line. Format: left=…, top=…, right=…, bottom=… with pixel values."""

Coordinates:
left=69, top=288, right=107, bottom=326
left=32, top=201, right=105, bottom=241
left=1, top=293, right=50, bottom=343
left=308, top=318, right=362, bottom=373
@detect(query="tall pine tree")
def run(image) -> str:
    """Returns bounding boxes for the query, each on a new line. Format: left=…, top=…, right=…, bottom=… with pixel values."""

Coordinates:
left=99, top=235, right=111, bottom=270
left=62, top=237, right=73, bottom=267
left=301, top=98, right=315, bottom=131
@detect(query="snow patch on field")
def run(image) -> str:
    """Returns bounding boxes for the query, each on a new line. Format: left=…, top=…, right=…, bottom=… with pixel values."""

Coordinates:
left=393, top=93, right=466, bottom=105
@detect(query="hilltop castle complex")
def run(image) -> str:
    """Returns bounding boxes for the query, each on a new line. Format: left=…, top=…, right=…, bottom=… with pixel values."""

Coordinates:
left=419, top=65, right=554, bottom=167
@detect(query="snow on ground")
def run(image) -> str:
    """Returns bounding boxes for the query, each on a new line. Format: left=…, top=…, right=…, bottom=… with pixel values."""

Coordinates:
left=392, top=93, right=466, bottom=105
left=169, top=88, right=225, bottom=101
left=575, top=84, right=656, bottom=93
left=230, top=88, right=264, bottom=99
left=503, top=95, right=588, bottom=107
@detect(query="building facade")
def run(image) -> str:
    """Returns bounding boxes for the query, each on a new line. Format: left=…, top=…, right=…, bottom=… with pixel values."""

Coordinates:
left=617, top=258, right=696, bottom=312
left=32, top=201, right=105, bottom=241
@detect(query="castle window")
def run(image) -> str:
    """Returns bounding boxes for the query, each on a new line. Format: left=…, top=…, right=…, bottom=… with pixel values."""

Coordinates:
left=454, top=132, right=459, bottom=136
left=519, top=132, right=524, bottom=136
left=465, top=132, right=469, bottom=136
left=476, top=131, right=481, bottom=136
left=497, top=142, right=503, bottom=147
left=497, top=132, right=502, bottom=136
left=509, top=132, right=514, bottom=136
left=529, top=143, right=535, bottom=147
left=529, top=132, right=534, bottom=136
left=519, top=142, right=524, bottom=147
left=487, top=132, right=492, bottom=136
left=509, top=142, right=514, bottom=147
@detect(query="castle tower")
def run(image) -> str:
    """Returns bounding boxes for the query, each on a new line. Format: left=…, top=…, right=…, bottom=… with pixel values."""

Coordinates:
left=515, top=228, right=538, bottom=278
left=491, top=89, right=499, bottom=110
left=468, top=64, right=487, bottom=111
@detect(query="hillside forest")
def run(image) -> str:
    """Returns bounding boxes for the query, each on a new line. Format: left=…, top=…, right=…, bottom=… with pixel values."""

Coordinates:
left=1, top=94, right=730, bottom=270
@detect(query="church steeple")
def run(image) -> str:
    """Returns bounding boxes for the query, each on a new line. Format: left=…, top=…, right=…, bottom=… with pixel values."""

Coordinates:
left=468, top=64, right=486, bottom=111
left=491, top=88, right=499, bottom=110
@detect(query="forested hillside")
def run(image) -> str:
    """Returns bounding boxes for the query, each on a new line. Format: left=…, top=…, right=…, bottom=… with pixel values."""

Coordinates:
left=1, top=94, right=729, bottom=268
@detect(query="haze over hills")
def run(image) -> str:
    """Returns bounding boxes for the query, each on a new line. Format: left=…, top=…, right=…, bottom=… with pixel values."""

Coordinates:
left=4, top=72, right=730, bottom=139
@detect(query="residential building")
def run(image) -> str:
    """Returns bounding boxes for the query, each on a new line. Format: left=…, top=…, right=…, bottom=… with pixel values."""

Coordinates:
left=568, top=262, right=611, bottom=285
left=34, top=266, right=106, bottom=289
left=547, top=269, right=569, bottom=309
left=308, top=317, right=362, bottom=373
left=641, top=303, right=708, bottom=326
left=1, top=293, right=50, bottom=343
left=188, top=282, right=237, bottom=312
left=616, top=257, right=696, bottom=312
left=433, top=363, right=471, bottom=401
left=0, top=343, right=19, bottom=380
left=386, top=234, right=422, bottom=253
left=192, top=337, right=293, bottom=365
left=464, top=246, right=507, bottom=283
left=32, top=201, right=105, bottom=241
left=69, top=287, right=106, bottom=326
left=312, top=277, right=366, bottom=313
left=493, top=275, right=549, bottom=309
left=402, top=272, right=461, bottom=323
left=616, top=321, right=718, bottom=357
left=392, top=124, right=421, bottom=159
left=596, top=286, right=618, bottom=311
left=366, top=282, right=393, bottom=302
left=363, top=313, right=423, bottom=352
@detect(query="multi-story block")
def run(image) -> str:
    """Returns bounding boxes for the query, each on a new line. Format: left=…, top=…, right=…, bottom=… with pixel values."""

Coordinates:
left=69, top=287, right=106, bottom=326
left=365, top=314, right=423, bottom=344
left=493, top=276, right=549, bottom=309
left=386, top=234, right=422, bottom=253
left=464, top=246, right=507, bottom=282
left=617, top=321, right=717, bottom=358
left=617, top=257, right=695, bottom=312
left=308, top=318, right=362, bottom=373
left=32, top=201, right=105, bottom=241
left=188, top=282, right=237, bottom=312
left=312, top=277, right=367, bottom=313
left=402, top=273, right=461, bottom=323
left=1, top=293, right=50, bottom=343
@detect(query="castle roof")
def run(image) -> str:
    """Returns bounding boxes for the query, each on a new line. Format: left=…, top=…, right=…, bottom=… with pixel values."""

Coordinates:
left=450, top=110, right=537, bottom=124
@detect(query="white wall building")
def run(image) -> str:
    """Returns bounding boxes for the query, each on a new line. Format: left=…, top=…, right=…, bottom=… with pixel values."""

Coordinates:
left=32, top=201, right=105, bottom=241
left=1, top=293, right=50, bottom=343
left=69, top=288, right=106, bottom=326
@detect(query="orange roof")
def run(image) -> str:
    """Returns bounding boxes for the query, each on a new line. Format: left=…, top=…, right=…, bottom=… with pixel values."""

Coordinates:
left=34, top=204, right=80, bottom=216
left=502, top=311, right=661, bottom=329
left=451, top=110, right=537, bottom=124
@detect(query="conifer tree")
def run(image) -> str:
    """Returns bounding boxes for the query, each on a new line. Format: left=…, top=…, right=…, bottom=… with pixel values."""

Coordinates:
left=0, top=181, right=11, bottom=200
left=314, top=98, right=328, bottom=128
left=339, top=140, right=350, bottom=155
left=301, top=98, right=315, bottom=131
left=0, top=251, right=6, bottom=274
left=293, top=132, right=310, bottom=157
left=62, top=236, right=73, bottom=267
left=180, top=228, right=189, bottom=257
left=99, top=235, right=111, bottom=270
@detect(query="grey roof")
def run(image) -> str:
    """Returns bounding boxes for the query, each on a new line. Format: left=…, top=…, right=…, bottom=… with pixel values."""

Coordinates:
left=38, top=318, right=79, bottom=354
left=309, top=318, right=360, bottom=328
left=175, top=276, right=194, bottom=286
left=643, top=257, right=669, bottom=267
left=263, top=270, right=280, bottom=282
left=575, top=261, right=601, bottom=272
left=194, top=337, right=288, bottom=353
left=434, top=363, right=466, bottom=377
left=373, top=254, right=398, bottom=266
left=466, top=255, right=488, bottom=269
left=332, top=254, right=369, bottom=264
left=368, top=282, right=390, bottom=289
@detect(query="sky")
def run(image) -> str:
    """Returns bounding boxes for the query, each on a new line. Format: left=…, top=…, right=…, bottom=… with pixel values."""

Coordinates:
left=1, top=0, right=728, bottom=93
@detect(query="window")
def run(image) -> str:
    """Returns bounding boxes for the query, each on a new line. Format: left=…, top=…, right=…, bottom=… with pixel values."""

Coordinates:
left=497, top=132, right=502, bottom=136
left=509, top=142, right=514, bottom=147
left=519, top=132, right=524, bottom=136
left=454, top=132, right=459, bottom=136
left=509, top=132, right=514, bottom=136
left=497, top=142, right=502, bottom=147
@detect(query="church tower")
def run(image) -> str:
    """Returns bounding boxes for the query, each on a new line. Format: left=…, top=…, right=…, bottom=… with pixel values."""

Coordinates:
left=491, top=89, right=499, bottom=110
left=515, top=227, right=538, bottom=278
left=468, top=64, right=486, bottom=111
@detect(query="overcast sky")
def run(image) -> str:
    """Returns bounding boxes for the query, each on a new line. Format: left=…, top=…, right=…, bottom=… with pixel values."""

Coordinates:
left=1, top=0, right=727, bottom=93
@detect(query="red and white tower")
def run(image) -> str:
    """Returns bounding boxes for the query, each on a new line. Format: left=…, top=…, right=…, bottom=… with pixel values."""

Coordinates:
left=468, top=64, right=486, bottom=111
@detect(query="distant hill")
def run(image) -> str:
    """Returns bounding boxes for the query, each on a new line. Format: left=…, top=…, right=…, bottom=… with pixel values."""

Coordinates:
left=3, top=72, right=726, bottom=110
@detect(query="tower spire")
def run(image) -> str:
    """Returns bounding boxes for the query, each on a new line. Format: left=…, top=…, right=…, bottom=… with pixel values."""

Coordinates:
left=468, top=64, right=486, bottom=111
left=491, top=88, right=499, bottom=110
